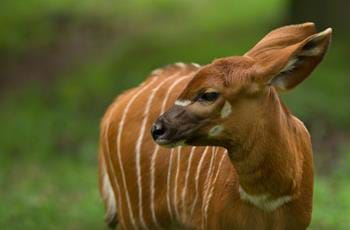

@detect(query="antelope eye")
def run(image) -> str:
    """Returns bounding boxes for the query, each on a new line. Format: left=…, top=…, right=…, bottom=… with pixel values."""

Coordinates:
left=196, top=92, right=220, bottom=102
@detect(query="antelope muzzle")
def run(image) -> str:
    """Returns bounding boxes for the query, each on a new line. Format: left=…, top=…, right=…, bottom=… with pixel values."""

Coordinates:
left=151, top=105, right=201, bottom=147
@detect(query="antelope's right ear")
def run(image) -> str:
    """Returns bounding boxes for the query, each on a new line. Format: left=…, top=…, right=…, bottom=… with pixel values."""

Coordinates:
left=246, top=23, right=332, bottom=91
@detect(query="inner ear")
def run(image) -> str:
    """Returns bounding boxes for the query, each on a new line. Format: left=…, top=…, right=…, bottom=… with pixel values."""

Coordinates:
left=269, top=28, right=332, bottom=91
left=269, top=56, right=301, bottom=88
left=299, top=36, right=326, bottom=56
left=270, top=40, right=321, bottom=88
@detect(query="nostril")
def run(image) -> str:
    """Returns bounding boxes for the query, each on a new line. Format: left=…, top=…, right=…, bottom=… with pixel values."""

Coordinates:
left=151, top=122, right=167, bottom=140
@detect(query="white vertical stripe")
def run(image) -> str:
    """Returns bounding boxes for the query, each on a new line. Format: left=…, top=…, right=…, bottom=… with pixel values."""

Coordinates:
left=103, top=104, right=125, bottom=228
left=148, top=72, right=182, bottom=229
left=136, top=73, right=183, bottom=229
left=173, top=147, right=182, bottom=221
left=190, top=147, right=210, bottom=216
left=181, top=146, right=196, bottom=218
left=150, top=74, right=194, bottom=223
left=100, top=151, right=119, bottom=226
left=204, top=152, right=226, bottom=227
left=166, top=149, right=176, bottom=220
left=201, top=148, right=217, bottom=229
left=135, top=76, right=167, bottom=230
left=116, top=76, right=158, bottom=229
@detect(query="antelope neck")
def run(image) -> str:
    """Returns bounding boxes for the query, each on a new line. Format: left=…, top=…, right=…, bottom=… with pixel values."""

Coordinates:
left=228, top=89, right=302, bottom=209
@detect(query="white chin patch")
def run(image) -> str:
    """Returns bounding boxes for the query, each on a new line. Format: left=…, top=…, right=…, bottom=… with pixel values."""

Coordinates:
left=221, top=101, right=232, bottom=118
left=164, top=139, right=186, bottom=148
left=175, top=100, right=191, bottom=107
left=209, top=125, right=224, bottom=137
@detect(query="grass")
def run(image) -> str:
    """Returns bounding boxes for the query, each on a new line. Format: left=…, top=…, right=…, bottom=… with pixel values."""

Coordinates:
left=0, top=158, right=104, bottom=229
left=310, top=147, right=350, bottom=229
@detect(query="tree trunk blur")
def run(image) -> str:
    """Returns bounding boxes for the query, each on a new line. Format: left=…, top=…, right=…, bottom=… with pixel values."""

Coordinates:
left=288, top=0, right=349, bottom=35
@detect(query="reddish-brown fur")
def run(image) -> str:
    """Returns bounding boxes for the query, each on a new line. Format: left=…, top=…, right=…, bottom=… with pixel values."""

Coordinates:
left=98, top=23, right=332, bottom=229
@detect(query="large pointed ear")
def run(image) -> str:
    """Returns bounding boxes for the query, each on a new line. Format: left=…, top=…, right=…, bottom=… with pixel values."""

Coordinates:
left=245, top=23, right=332, bottom=91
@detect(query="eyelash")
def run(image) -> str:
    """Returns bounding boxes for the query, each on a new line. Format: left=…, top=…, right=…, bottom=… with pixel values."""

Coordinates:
left=196, top=92, right=220, bottom=102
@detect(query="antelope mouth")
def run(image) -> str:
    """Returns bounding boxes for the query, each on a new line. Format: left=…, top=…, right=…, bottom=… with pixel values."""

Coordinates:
left=152, top=126, right=190, bottom=148
left=151, top=119, right=194, bottom=148
left=151, top=106, right=205, bottom=148
left=157, top=139, right=187, bottom=148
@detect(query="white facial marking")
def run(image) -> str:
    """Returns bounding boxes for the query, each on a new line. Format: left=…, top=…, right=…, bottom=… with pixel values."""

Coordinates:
left=239, top=186, right=292, bottom=212
left=209, top=125, right=224, bottom=137
left=175, top=100, right=191, bottom=107
left=221, top=101, right=232, bottom=118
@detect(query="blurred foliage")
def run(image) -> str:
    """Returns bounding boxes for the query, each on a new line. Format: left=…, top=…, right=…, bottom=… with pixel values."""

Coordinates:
left=0, top=0, right=349, bottom=229
left=310, top=145, right=350, bottom=229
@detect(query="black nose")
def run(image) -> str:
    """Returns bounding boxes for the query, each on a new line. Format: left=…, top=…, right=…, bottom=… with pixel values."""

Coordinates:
left=151, top=120, right=167, bottom=141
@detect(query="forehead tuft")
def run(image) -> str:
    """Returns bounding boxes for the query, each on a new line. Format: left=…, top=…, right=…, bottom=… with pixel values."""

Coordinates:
left=212, top=57, right=254, bottom=86
left=178, top=67, right=224, bottom=98
left=178, top=56, right=254, bottom=99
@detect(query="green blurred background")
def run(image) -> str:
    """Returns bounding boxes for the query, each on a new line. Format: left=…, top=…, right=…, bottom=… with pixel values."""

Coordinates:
left=0, top=0, right=349, bottom=229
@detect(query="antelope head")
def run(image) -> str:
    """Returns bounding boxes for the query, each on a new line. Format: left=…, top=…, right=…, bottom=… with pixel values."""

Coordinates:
left=151, top=23, right=332, bottom=150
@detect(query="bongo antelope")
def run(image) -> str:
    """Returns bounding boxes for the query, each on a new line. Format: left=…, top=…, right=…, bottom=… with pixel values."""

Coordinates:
left=98, top=22, right=332, bottom=229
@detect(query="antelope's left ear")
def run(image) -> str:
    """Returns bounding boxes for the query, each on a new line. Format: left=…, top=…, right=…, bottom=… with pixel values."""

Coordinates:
left=247, top=27, right=332, bottom=91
